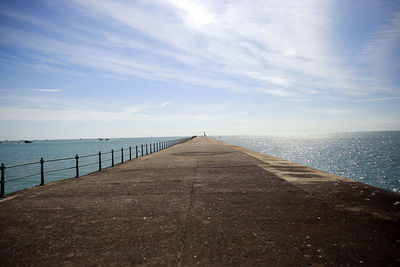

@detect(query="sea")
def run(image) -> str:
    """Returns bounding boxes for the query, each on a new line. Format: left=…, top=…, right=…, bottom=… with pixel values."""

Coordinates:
left=0, top=137, right=182, bottom=195
left=1, top=131, right=399, bottom=195
left=219, top=131, right=400, bottom=194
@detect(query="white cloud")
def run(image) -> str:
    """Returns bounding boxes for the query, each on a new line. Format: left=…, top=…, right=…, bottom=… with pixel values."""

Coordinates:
left=122, top=102, right=170, bottom=114
left=245, top=72, right=292, bottom=87
left=255, top=87, right=295, bottom=97
left=0, top=103, right=229, bottom=123
left=122, top=105, right=149, bottom=114
left=357, top=9, right=400, bottom=93
left=263, top=76, right=292, bottom=87
left=283, top=48, right=297, bottom=57
left=159, top=102, right=170, bottom=108
left=168, top=0, right=215, bottom=28
left=321, top=109, right=349, bottom=115
left=353, top=97, right=399, bottom=103
left=289, top=98, right=310, bottom=102
left=360, top=10, right=400, bottom=62
left=32, top=89, right=61, bottom=93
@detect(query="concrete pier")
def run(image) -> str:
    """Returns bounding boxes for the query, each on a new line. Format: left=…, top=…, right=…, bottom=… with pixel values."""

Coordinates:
left=1, top=137, right=399, bottom=266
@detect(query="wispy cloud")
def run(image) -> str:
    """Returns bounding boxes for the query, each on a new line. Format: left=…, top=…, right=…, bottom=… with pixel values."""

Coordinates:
left=0, top=102, right=229, bottom=123
left=122, top=102, right=170, bottom=114
left=353, top=97, right=400, bottom=103
left=122, top=105, right=149, bottom=114
left=32, top=89, right=61, bottom=93
left=168, top=0, right=216, bottom=28
left=360, top=10, right=400, bottom=61
left=0, top=0, right=360, bottom=97
left=255, top=87, right=296, bottom=97
left=321, top=109, right=350, bottom=115
left=357, top=9, right=400, bottom=92
left=289, top=98, right=310, bottom=102
left=159, top=102, right=170, bottom=108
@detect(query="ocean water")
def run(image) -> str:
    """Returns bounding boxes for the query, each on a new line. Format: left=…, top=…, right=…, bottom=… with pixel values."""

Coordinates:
left=0, top=137, right=184, bottom=195
left=2, top=132, right=399, bottom=195
left=219, top=131, right=400, bottom=194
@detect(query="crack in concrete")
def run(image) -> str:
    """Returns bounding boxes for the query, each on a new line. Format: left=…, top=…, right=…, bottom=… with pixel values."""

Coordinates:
left=176, top=160, right=197, bottom=266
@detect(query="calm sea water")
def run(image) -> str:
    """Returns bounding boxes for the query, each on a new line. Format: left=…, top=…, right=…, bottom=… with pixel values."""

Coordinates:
left=220, top=131, right=400, bottom=194
left=2, top=132, right=399, bottom=195
left=0, top=137, right=183, bottom=195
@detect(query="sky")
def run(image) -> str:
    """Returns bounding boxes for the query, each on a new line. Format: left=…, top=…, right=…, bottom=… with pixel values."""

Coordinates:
left=0, top=0, right=399, bottom=140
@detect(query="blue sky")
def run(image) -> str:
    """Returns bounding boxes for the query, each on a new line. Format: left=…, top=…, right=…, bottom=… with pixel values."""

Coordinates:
left=0, top=0, right=399, bottom=139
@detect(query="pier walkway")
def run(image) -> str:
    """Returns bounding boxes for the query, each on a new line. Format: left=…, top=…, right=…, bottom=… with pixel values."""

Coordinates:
left=1, top=137, right=399, bottom=266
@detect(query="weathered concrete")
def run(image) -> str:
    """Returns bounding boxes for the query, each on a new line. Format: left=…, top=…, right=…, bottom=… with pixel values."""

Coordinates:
left=0, top=137, right=399, bottom=266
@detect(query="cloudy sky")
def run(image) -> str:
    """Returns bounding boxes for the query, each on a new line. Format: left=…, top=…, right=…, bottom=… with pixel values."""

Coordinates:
left=0, top=0, right=399, bottom=139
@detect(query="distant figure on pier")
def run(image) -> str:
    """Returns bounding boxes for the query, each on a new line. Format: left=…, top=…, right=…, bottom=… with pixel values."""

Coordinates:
left=204, top=132, right=206, bottom=137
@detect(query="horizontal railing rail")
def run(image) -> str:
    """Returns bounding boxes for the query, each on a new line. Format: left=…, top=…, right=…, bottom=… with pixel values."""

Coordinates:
left=0, top=136, right=196, bottom=197
left=6, top=161, right=41, bottom=169
left=44, top=156, right=76, bottom=163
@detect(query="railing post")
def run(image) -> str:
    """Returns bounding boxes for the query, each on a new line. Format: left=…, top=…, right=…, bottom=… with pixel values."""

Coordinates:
left=129, top=146, right=132, bottom=160
left=136, top=145, right=138, bottom=158
left=141, top=144, right=143, bottom=156
left=99, top=151, right=102, bottom=171
left=111, top=149, right=114, bottom=167
left=1, top=163, right=5, bottom=197
left=157, top=142, right=159, bottom=151
left=40, top=158, right=44, bottom=186
left=146, top=144, right=148, bottom=155
left=75, top=154, right=79, bottom=178
left=121, top=148, right=124, bottom=163
left=150, top=143, right=152, bottom=154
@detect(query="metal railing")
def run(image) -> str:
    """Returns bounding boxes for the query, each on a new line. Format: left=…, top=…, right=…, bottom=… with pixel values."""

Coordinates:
left=0, top=136, right=196, bottom=197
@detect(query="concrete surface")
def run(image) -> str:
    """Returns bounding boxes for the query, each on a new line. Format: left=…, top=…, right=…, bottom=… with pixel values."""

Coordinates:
left=0, top=137, right=399, bottom=266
